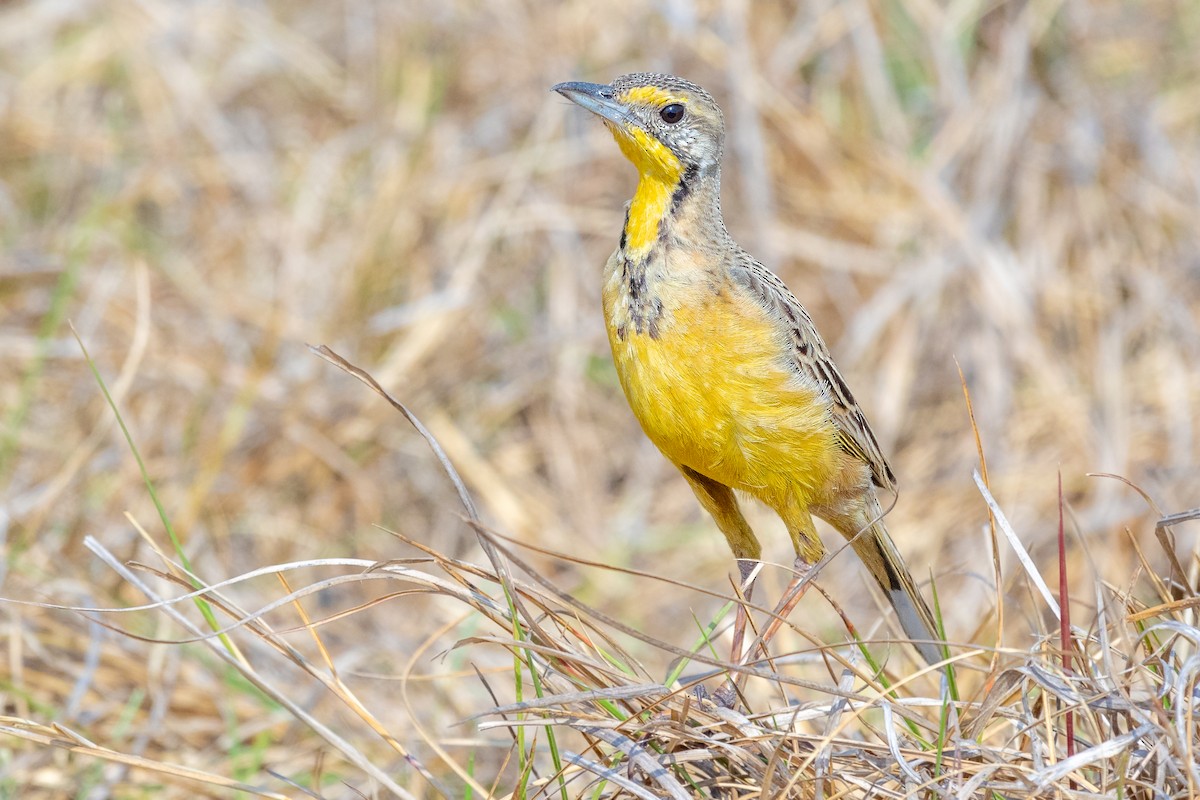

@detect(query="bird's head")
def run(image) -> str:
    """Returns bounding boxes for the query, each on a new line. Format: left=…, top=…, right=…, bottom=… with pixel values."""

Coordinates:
left=553, top=73, right=725, bottom=184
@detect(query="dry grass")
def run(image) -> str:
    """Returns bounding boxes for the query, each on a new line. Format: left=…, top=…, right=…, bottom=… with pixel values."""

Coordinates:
left=2, top=0, right=1199, bottom=797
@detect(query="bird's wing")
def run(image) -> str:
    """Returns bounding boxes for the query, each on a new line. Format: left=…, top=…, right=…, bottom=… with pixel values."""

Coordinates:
left=730, top=259, right=897, bottom=492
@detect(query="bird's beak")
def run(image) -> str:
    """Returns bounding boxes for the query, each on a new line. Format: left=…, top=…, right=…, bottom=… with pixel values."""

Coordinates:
left=552, top=81, right=632, bottom=128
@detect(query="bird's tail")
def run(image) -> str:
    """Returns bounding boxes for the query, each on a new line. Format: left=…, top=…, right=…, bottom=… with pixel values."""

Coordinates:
left=842, top=503, right=943, bottom=665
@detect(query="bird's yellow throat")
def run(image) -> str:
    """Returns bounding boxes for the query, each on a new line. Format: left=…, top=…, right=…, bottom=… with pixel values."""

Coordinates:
left=610, top=125, right=683, bottom=257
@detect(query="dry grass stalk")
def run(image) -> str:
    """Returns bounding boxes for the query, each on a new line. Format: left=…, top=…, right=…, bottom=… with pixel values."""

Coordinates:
left=2, top=0, right=1199, bottom=796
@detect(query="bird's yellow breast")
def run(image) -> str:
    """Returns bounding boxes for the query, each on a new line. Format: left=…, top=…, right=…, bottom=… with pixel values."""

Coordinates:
left=603, top=268, right=841, bottom=501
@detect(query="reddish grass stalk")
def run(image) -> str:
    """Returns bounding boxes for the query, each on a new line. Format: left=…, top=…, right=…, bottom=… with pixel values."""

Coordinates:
left=1057, top=471, right=1075, bottom=765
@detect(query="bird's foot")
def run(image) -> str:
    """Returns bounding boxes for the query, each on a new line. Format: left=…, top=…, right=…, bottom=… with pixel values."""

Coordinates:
left=711, top=681, right=740, bottom=709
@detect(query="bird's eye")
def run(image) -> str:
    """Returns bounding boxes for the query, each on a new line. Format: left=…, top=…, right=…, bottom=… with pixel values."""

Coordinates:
left=659, top=103, right=685, bottom=124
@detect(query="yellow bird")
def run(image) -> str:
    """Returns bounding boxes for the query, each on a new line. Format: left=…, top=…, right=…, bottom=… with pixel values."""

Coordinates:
left=554, top=73, right=941, bottom=665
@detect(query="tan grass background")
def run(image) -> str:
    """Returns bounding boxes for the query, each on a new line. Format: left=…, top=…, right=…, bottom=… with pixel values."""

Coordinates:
left=2, top=0, right=1199, bottom=795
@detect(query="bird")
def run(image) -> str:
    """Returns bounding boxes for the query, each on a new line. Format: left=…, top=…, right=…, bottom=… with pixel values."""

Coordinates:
left=552, top=72, right=942, bottom=667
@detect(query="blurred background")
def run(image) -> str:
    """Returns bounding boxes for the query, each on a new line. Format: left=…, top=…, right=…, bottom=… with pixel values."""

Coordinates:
left=3, top=0, right=1199, bottom=795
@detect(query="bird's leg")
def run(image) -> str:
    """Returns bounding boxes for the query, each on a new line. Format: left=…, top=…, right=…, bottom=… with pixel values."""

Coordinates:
left=758, top=555, right=816, bottom=650
left=723, top=556, right=817, bottom=704
left=744, top=500, right=824, bottom=658
left=674, top=466, right=761, bottom=704
left=675, top=466, right=761, bottom=655
left=729, top=557, right=759, bottom=666
left=716, top=557, right=763, bottom=708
